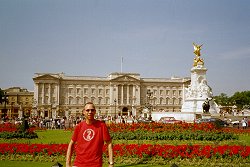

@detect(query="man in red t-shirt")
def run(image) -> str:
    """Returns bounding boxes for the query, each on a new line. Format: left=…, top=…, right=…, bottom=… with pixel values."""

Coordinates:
left=66, top=102, right=114, bottom=167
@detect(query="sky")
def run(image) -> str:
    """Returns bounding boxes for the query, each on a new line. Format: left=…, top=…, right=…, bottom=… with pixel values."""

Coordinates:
left=0, top=0, right=250, bottom=96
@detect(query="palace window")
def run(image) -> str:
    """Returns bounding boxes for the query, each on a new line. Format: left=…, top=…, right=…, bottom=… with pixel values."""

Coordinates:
left=91, top=89, right=96, bottom=95
left=83, top=97, right=88, bottom=104
left=160, top=90, right=164, bottom=96
left=166, top=98, right=169, bottom=105
left=99, top=89, right=103, bottom=95
left=166, top=90, right=169, bottom=96
left=84, top=88, right=88, bottom=95
left=160, top=98, right=163, bottom=104
left=173, top=90, right=176, bottom=96
left=51, top=87, right=55, bottom=94
left=76, top=88, right=81, bottom=94
left=76, top=97, right=81, bottom=104
left=179, top=98, right=182, bottom=105
left=91, top=97, right=95, bottom=103
left=69, top=97, right=73, bottom=105
left=106, top=89, right=110, bottom=95
left=105, top=98, right=109, bottom=104
left=69, top=88, right=73, bottom=94
left=179, top=90, right=182, bottom=96
left=98, top=97, right=102, bottom=104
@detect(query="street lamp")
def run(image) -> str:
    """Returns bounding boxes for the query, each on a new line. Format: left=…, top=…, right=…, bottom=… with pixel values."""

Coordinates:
left=50, top=103, right=53, bottom=118
left=146, top=90, right=153, bottom=120
left=114, top=99, right=117, bottom=119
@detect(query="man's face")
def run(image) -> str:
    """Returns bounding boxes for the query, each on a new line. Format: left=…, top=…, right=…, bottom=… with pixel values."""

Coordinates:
left=84, top=104, right=96, bottom=121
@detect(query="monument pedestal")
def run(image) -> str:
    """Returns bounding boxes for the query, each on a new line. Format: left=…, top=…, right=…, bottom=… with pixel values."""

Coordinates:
left=181, top=99, right=205, bottom=113
left=181, top=60, right=219, bottom=114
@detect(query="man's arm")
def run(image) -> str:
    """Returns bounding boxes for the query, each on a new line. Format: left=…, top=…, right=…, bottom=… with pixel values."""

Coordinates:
left=66, top=140, right=75, bottom=167
left=107, top=140, right=114, bottom=166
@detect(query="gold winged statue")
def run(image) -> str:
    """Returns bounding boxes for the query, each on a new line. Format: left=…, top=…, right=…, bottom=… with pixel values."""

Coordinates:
left=193, top=42, right=202, bottom=57
left=193, top=42, right=204, bottom=67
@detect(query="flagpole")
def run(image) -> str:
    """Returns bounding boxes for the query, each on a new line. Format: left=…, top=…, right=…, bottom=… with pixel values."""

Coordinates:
left=121, top=57, right=123, bottom=73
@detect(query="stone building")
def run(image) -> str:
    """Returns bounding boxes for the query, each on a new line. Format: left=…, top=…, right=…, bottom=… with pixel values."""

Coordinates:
left=33, top=72, right=190, bottom=119
left=0, top=87, right=34, bottom=118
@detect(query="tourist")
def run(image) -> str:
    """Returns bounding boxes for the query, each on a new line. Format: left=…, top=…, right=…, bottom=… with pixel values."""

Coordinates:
left=66, top=102, right=114, bottom=167
left=241, top=118, right=247, bottom=129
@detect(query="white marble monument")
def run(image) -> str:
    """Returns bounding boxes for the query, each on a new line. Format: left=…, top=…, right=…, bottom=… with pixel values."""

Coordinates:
left=181, top=43, right=220, bottom=114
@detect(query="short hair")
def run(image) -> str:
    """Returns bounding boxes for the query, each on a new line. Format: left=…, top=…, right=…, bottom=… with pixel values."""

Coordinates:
left=84, top=102, right=96, bottom=109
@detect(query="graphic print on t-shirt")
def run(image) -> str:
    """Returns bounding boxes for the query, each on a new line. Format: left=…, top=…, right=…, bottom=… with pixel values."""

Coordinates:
left=83, top=129, right=95, bottom=141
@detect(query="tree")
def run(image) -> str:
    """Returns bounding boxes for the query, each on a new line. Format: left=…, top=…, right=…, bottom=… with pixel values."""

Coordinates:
left=0, top=88, right=4, bottom=104
left=214, top=91, right=250, bottom=110
left=230, top=91, right=250, bottom=110
left=213, top=93, right=230, bottom=106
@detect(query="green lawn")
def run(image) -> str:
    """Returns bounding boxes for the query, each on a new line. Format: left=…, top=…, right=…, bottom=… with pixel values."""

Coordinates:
left=0, top=130, right=73, bottom=144
left=1, top=129, right=249, bottom=146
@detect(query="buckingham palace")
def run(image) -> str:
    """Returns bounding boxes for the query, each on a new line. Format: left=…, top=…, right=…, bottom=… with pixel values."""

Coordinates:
left=33, top=72, right=190, bottom=119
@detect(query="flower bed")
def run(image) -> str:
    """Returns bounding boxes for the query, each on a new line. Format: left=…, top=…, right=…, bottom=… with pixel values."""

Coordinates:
left=105, top=144, right=250, bottom=159
left=0, top=143, right=249, bottom=164
left=0, top=123, right=38, bottom=139
left=107, top=122, right=250, bottom=134
left=0, top=143, right=68, bottom=156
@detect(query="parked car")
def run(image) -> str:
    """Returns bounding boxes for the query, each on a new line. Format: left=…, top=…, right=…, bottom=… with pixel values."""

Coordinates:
left=195, top=118, right=228, bottom=127
left=195, top=118, right=210, bottom=124
left=137, top=117, right=155, bottom=123
left=230, top=120, right=240, bottom=126
left=158, top=117, right=182, bottom=124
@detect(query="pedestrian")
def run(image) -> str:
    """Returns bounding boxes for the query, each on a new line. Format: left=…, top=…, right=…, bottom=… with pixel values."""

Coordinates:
left=241, top=118, right=247, bottom=129
left=66, top=102, right=114, bottom=167
left=51, top=119, right=56, bottom=129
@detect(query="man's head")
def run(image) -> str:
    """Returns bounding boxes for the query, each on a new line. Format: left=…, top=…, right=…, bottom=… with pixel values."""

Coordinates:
left=83, top=102, right=96, bottom=122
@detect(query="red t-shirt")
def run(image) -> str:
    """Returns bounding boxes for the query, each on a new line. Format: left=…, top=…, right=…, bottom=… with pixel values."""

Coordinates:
left=72, top=120, right=111, bottom=167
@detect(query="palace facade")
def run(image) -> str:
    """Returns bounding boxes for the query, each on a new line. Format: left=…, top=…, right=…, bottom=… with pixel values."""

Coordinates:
left=0, top=87, right=34, bottom=119
left=33, top=72, right=190, bottom=119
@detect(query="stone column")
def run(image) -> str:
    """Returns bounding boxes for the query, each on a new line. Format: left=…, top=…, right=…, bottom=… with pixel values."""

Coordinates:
left=121, top=85, right=123, bottom=105
left=49, top=84, right=51, bottom=104
left=133, top=85, right=136, bottom=105
left=127, top=85, right=129, bottom=105
left=57, top=84, right=60, bottom=105
left=42, top=83, right=45, bottom=104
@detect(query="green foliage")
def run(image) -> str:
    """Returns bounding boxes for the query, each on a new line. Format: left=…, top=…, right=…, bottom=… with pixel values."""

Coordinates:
left=18, top=118, right=30, bottom=133
left=0, top=131, right=38, bottom=139
left=213, top=93, right=229, bottom=106
left=110, top=130, right=238, bottom=141
left=214, top=91, right=250, bottom=110
left=230, top=91, right=250, bottom=109
left=0, top=88, right=4, bottom=104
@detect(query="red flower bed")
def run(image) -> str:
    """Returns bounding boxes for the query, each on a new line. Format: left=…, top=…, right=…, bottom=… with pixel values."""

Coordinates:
left=104, top=144, right=250, bottom=159
left=107, top=122, right=250, bottom=134
left=0, top=123, right=17, bottom=132
left=0, top=143, right=249, bottom=159
left=0, top=143, right=68, bottom=156
left=0, top=122, right=37, bottom=133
